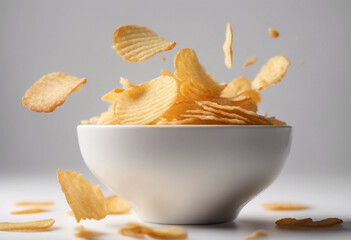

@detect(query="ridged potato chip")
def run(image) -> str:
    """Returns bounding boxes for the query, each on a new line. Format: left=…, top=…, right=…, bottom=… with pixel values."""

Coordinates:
left=261, top=202, right=307, bottom=211
left=57, top=169, right=107, bottom=222
left=105, top=196, right=131, bottom=214
left=275, top=218, right=343, bottom=229
left=120, top=77, right=135, bottom=89
left=243, top=56, right=258, bottom=68
left=236, top=90, right=262, bottom=104
left=101, top=88, right=124, bottom=103
left=22, top=72, right=86, bottom=113
left=252, top=56, right=290, bottom=92
left=223, top=22, right=233, bottom=68
left=182, top=110, right=246, bottom=125
left=14, top=201, right=54, bottom=206
left=220, top=76, right=252, bottom=98
left=75, top=226, right=101, bottom=238
left=113, top=25, right=176, bottom=62
left=97, top=105, right=117, bottom=125
left=244, top=229, right=268, bottom=240
left=268, top=28, right=279, bottom=39
left=81, top=115, right=100, bottom=125
left=11, top=208, right=47, bottom=215
left=0, top=219, right=55, bottom=231
left=114, top=75, right=177, bottom=125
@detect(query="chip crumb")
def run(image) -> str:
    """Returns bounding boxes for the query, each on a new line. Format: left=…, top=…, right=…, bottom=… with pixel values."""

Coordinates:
left=268, top=28, right=279, bottom=39
left=244, top=229, right=268, bottom=240
left=75, top=226, right=101, bottom=239
left=261, top=202, right=307, bottom=211
left=0, top=219, right=55, bottom=231
left=243, top=56, right=258, bottom=68
left=14, top=201, right=54, bottom=206
left=11, top=208, right=48, bottom=215
left=162, top=56, right=166, bottom=61
left=275, top=218, right=343, bottom=229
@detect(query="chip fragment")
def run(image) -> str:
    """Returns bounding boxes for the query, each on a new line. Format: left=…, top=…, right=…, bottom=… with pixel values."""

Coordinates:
left=81, top=115, right=100, bottom=125
left=57, top=169, right=107, bottom=222
left=75, top=226, right=101, bottom=239
left=220, top=76, right=252, bottom=98
left=112, top=25, right=176, bottom=62
left=268, top=28, right=279, bottom=39
left=0, top=219, right=55, bottom=231
left=261, top=202, right=307, bottom=211
left=244, top=229, right=268, bottom=240
left=243, top=56, right=258, bottom=68
left=11, top=208, right=48, bottom=215
left=105, top=196, right=131, bottom=214
left=22, top=72, right=86, bottom=113
left=223, top=22, right=233, bottom=68
left=275, top=218, right=343, bottom=229
left=14, top=201, right=54, bottom=206
left=120, top=77, right=135, bottom=89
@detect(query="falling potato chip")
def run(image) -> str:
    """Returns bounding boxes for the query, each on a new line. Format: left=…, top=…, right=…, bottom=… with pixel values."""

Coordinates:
left=114, top=75, right=177, bottom=125
left=119, top=222, right=188, bottom=239
left=105, top=196, right=131, bottom=214
left=0, top=219, right=55, bottom=231
left=243, top=56, right=258, bottom=68
left=244, top=229, right=268, bottom=240
left=120, top=77, right=135, bottom=89
left=220, top=76, right=252, bottom=98
left=223, top=22, right=233, bottom=68
left=275, top=218, right=343, bottom=229
left=57, top=169, right=107, bottom=222
left=75, top=226, right=101, bottom=239
left=101, top=88, right=124, bottom=103
left=252, top=56, right=290, bottom=92
left=11, top=208, right=48, bottom=215
left=261, top=202, right=307, bottom=211
left=22, top=72, right=86, bottom=113
left=268, top=28, right=279, bottom=39
left=112, top=25, right=176, bottom=62
left=81, top=115, right=100, bottom=125
left=14, top=201, right=54, bottom=206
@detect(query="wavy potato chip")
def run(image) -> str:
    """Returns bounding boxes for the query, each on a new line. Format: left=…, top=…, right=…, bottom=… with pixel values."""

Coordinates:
left=14, top=201, right=54, bottom=206
left=101, top=88, right=124, bottom=103
left=252, top=56, right=290, bottom=92
left=113, top=25, right=176, bottom=62
left=275, top=218, right=343, bottom=229
left=182, top=111, right=246, bottom=125
left=236, top=90, right=261, bottom=103
left=57, top=169, right=107, bottom=222
left=0, top=219, right=55, bottom=231
left=115, top=75, right=177, bottom=125
left=268, top=28, right=279, bottom=39
left=97, top=105, right=117, bottom=125
left=223, top=22, right=233, bottom=68
left=75, top=226, right=101, bottom=239
left=11, top=208, right=48, bottom=215
left=244, top=229, right=268, bottom=240
left=261, top=202, right=307, bottom=211
left=105, top=196, right=131, bottom=214
left=220, top=76, right=252, bottom=98
left=22, top=72, right=86, bottom=113
left=243, top=56, right=258, bottom=68
left=160, top=102, right=200, bottom=121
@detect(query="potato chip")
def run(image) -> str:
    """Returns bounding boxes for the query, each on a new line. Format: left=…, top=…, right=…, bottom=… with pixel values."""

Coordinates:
left=120, top=77, right=135, bottom=89
left=244, top=229, right=268, bottom=240
left=223, top=22, right=233, bottom=68
left=236, top=90, right=261, bottom=104
left=97, top=105, right=117, bottom=125
left=261, top=202, right=307, bottom=211
left=101, top=88, right=124, bottom=103
left=81, top=115, right=100, bottom=125
left=11, top=208, right=48, bottom=215
left=22, top=72, right=86, bottom=113
left=275, top=218, right=343, bottom=229
left=155, top=118, right=197, bottom=125
left=0, top=219, right=55, bottom=231
left=243, top=56, right=258, bottom=68
left=252, top=56, right=290, bottom=92
left=220, top=76, right=252, bottom=98
left=75, top=226, right=101, bottom=239
left=14, top=201, right=54, bottom=206
left=182, top=112, right=246, bottom=125
left=160, top=69, right=187, bottom=102
left=268, top=28, right=279, bottom=39
left=112, top=25, right=176, bottom=62
left=105, top=196, right=131, bottom=214
left=57, top=169, right=107, bottom=222
left=114, top=75, right=177, bottom=125
left=119, top=222, right=187, bottom=239
left=160, top=102, right=201, bottom=121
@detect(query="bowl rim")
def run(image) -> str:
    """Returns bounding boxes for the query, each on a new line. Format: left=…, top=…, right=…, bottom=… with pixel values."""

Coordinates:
left=78, top=125, right=292, bottom=128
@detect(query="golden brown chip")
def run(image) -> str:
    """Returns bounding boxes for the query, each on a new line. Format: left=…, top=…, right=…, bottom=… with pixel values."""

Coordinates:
left=268, top=28, right=279, bottom=39
left=105, top=196, right=131, bottom=214
left=22, top=72, right=86, bottom=113
left=75, top=226, right=101, bottom=239
left=119, top=222, right=187, bottom=239
left=160, top=102, right=200, bottom=121
left=220, top=76, right=252, bottom=98
left=252, top=56, right=290, bottom=92
left=57, top=169, right=107, bottom=222
left=223, top=22, right=233, bottom=68
left=0, top=219, right=55, bottom=231
left=112, top=25, right=176, bottom=62
left=244, top=229, right=268, bottom=240
left=275, top=218, right=343, bottom=229
left=81, top=115, right=100, bottom=125
left=14, top=201, right=54, bottom=206
left=101, top=88, right=124, bottom=103
left=11, top=208, right=48, bottom=215
left=97, top=105, right=117, bottom=125
left=114, top=75, right=177, bottom=125
left=236, top=90, right=261, bottom=104
left=261, top=202, right=307, bottom=211
left=243, top=56, right=258, bottom=68
left=120, top=77, right=135, bottom=89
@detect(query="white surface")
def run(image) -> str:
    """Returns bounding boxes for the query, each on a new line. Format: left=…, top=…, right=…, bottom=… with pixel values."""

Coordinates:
left=0, top=173, right=350, bottom=240
left=78, top=125, right=291, bottom=224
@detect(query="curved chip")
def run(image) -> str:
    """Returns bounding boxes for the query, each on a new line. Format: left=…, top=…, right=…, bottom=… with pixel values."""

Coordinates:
left=0, top=219, right=55, bottom=231
left=57, top=169, right=107, bottom=222
left=160, top=102, right=200, bottom=121
left=101, top=88, right=124, bottom=103
left=105, top=196, right=131, bottom=214
left=236, top=90, right=261, bottom=104
left=220, top=76, right=252, bottom=98
left=120, top=77, right=135, bottom=89
left=252, top=56, right=290, bottom=91
left=223, top=22, right=233, bottom=68
left=114, top=75, right=177, bottom=125
left=22, top=72, right=86, bottom=113
left=112, top=25, right=176, bottom=62
left=243, top=56, right=258, bottom=68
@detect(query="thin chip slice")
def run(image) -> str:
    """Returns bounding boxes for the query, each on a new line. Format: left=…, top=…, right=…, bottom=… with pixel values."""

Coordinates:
left=114, top=75, right=177, bottom=125
left=11, top=208, right=48, bottom=215
left=220, top=76, right=252, bottom=98
left=81, top=115, right=100, bottom=125
left=223, top=22, right=233, bottom=68
left=0, top=219, right=55, bottom=231
left=261, top=202, right=308, bottom=211
left=243, top=56, right=258, bottom=68
left=14, top=201, right=54, bottom=206
left=275, top=218, right=343, bottom=229
left=244, top=229, right=268, bottom=240
left=101, top=88, right=124, bottom=103
left=112, top=25, right=176, bottom=62
left=268, top=28, right=279, bottom=39
left=120, top=77, right=135, bottom=89
left=119, top=222, right=187, bottom=239
left=57, top=169, right=107, bottom=222
left=22, top=72, right=87, bottom=113
left=75, top=226, right=101, bottom=239
left=252, top=56, right=290, bottom=92
left=105, top=196, right=131, bottom=214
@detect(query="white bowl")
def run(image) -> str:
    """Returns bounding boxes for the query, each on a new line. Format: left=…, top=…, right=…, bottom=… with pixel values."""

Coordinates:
left=77, top=125, right=292, bottom=225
